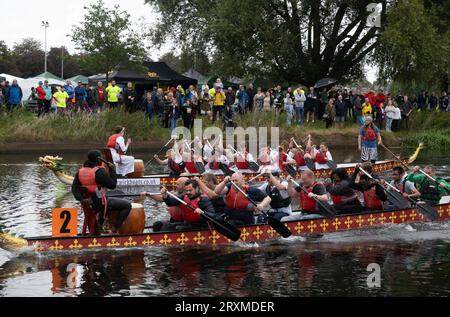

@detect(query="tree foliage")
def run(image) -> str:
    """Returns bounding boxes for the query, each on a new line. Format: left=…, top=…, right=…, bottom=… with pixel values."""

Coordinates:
left=160, top=49, right=211, bottom=75
left=146, top=0, right=385, bottom=86
left=71, top=0, right=149, bottom=82
left=375, top=0, right=449, bottom=90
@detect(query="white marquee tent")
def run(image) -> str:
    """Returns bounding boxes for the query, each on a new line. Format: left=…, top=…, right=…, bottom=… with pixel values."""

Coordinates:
left=18, top=77, right=65, bottom=102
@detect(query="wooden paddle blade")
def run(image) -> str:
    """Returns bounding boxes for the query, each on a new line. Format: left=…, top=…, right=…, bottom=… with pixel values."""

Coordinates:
left=201, top=213, right=241, bottom=242
left=195, top=162, right=206, bottom=174
left=248, top=161, right=260, bottom=172
left=285, top=165, right=297, bottom=178
left=385, top=190, right=410, bottom=210
left=305, top=157, right=315, bottom=170
left=327, top=160, right=338, bottom=171
left=218, top=163, right=234, bottom=176
left=267, top=216, right=292, bottom=238
left=414, top=202, right=439, bottom=221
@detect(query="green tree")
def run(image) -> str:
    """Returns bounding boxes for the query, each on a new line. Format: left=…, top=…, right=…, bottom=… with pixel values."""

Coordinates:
left=146, top=0, right=386, bottom=86
left=11, top=38, right=45, bottom=78
left=71, top=0, right=149, bottom=82
left=160, top=48, right=211, bottom=75
left=375, top=0, right=449, bottom=91
left=0, top=41, right=19, bottom=76
left=47, top=47, right=82, bottom=79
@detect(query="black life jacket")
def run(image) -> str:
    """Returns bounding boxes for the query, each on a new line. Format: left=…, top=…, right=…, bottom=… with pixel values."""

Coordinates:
left=420, top=177, right=441, bottom=203
left=265, top=184, right=291, bottom=209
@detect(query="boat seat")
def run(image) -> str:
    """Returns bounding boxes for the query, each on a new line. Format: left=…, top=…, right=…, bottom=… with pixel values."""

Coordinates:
left=103, top=148, right=114, bottom=164
left=81, top=201, right=101, bottom=236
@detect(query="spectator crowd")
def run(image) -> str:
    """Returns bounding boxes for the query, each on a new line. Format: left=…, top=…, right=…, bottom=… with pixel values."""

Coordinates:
left=1, top=77, right=449, bottom=133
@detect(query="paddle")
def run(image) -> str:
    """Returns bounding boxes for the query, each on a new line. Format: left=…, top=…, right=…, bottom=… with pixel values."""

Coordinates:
left=228, top=145, right=260, bottom=172
left=164, top=189, right=241, bottom=242
left=358, top=167, right=410, bottom=210
left=284, top=164, right=298, bottom=177
left=382, top=143, right=450, bottom=194
left=145, top=138, right=174, bottom=169
left=326, top=160, right=338, bottom=171
left=290, top=179, right=336, bottom=219
left=230, top=180, right=292, bottom=238
left=218, top=162, right=234, bottom=176
left=382, top=181, right=438, bottom=221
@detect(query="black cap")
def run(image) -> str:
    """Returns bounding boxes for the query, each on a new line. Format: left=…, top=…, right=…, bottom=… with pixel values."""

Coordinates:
left=87, top=150, right=102, bottom=163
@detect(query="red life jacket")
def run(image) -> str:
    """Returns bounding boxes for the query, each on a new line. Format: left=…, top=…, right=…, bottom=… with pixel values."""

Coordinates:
left=278, top=152, right=287, bottom=172
left=234, top=152, right=249, bottom=170
left=168, top=159, right=184, bottom=173
left=315, top=151, right=328, bottom=164
left=106, top=133, right=124, bottom=155
left=294, top=152, right=306, bottom=167
left=209, top=159, right=221, bottom=170
left=299, top=182, right=319, bottom=213
left=259, top=153, right=271, bottom=166
left=78, top=167, right=101, bottom=196
left=225, top=185, right=250, bottom=210
left=363, top=187, right=383, bottom=209
left=364, top=127, right=377, bottom=141
left=185, top=161, right=198, bottom=174
left=180, top=195, right=206, bottom=223
left=168, top=206, right=184, bottom=222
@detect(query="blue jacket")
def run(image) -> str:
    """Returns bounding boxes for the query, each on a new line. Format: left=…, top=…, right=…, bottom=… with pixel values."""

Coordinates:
left=7, top=84, right=23, bottom=104
left=64, top=84, right=75, bottom=99
left=237, top=90, right=249, bottom=104
left=43, top=86, right=52, bottom=100
left=74, top=86, right=87, bottom=101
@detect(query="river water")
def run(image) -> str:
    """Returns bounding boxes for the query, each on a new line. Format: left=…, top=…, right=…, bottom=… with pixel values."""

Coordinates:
left=0, top=148, right=449, bottom=297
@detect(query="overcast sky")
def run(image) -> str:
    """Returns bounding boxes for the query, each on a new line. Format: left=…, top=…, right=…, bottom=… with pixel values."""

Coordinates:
left=2, top=0, right=377, bottom=82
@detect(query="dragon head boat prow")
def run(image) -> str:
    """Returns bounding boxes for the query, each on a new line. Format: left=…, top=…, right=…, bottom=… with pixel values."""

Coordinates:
left=407, top=143, right=425, bottom=164
left=39, top=155, right=74, bottom=185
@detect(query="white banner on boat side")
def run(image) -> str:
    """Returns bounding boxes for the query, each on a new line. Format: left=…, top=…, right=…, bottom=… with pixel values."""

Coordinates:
left=117, top=178, right=161, bottom=187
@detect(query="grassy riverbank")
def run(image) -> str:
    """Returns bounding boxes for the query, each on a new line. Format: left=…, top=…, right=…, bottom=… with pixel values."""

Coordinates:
left=0, top=108, right=449, bottom=150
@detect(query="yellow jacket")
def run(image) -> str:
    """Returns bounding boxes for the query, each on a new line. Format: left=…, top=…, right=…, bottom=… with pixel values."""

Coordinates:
left=213, top=91, right=226, bottom=106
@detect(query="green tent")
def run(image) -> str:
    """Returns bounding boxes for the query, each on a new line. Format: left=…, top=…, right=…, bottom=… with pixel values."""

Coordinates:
left=67, top=75, right=89, bottom=84
left=37, top=72, right=63, bottom=81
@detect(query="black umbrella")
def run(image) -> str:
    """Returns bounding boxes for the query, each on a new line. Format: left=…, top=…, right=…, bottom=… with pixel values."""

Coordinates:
left=314, top=78, right=338, bottom=89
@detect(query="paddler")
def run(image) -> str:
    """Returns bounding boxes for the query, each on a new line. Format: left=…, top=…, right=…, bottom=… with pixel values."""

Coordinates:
left=287, top=139, right=308, bottom=171
left=206, top=149, right=230, bottom=174
left=256, top=171, right=293, bottom=221
left=154, top=140, right=186, bottom=177
left=277, top=145, right=296, bottom=173
left=407, top=165, right=450, bottom=205
left=312, top=143, right=333, bottom=170
left=140, top=177, right=189, bottom=231
left=325, top=168, right=362, bottom=214
left=350, top=163, right=387, bottom=210
left=194, top=174, right=227, bottom=215
left=71, top=150, right=132, bottom=233
left=381, top=166, right=420, bottom=210
left=214, top=173, right=266, bottom=225
left=231, top=143, right=255, bottom=172
left=160, top=179, right=216, bottom=230
left=106, top=126, right=135, bottom=177
left=285, top=170, right=329, bottom=221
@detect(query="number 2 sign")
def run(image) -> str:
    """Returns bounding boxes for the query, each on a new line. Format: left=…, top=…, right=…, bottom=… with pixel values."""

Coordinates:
left=52, top=208, right=78, bottom=237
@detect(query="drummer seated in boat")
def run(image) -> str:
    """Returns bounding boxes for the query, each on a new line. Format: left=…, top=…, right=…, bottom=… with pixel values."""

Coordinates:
left=106, top=126, right=135, bottom=177
left=214, top=173, right=267, bottom=226
left=72, top=150, right=132, bottom=233
left=312, top=143, right=333, bottom=170
left=350, top=163, right=387, bottom=210
left=160, top=179, right=216, bottom=231
left=283, top=170, right=329, bottom=221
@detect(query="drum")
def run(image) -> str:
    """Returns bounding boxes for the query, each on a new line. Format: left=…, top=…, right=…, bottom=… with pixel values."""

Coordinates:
left=109, top=203, right=146, bottom=235
left=129, top=159, right=145, bottom=178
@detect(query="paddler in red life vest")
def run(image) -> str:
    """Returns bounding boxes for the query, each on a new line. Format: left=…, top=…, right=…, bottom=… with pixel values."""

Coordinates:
left=350, top=162, right=388, bottom=210
left=325, top=168, right=363, bottom=214
left=358, top=116, right=382, bottom=164
left=231, top=143, right=255, bottom=172
left=106, top=126, right=135, bottom=177
left=214, top=173, right=267, bottom=225
left=206, top=148, right=230, bottom=174
left=140, top=177, right=189, bottom=232
left=71, top=150, right=132, bottom=233
left=277, top=145, right=296, bottom=173
left=285, top=170, right=329, bottom=221
left=160, top=179, right=216, bottom=230
left=287, top=139, right=308, bottom=171
left=194, top=174, right=227, bottom=215
left=313, top=142, right=333, bottom=170
left=154, top=142, right=186, bottom=177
